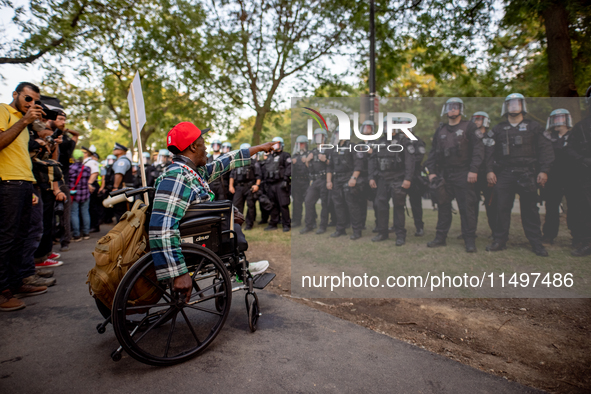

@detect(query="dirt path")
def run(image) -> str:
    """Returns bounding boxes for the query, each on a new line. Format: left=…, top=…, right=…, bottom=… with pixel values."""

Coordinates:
left=249, top=240, right=591, bottom=394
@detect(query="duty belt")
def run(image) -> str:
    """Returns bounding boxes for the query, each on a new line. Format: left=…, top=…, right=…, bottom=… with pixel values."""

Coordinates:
left=309, top=171, right=326, bottom=180
left=236, top=181, right=254, bottom=186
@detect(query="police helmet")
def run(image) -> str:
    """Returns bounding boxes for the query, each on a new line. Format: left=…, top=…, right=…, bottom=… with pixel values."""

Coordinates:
left=222, top=142, right=232, bottom=148
left=142, top=152, right=151, bottom=159
left=360, top=120, right=375, bottom=136
left=107, top=154, right=116, bottom=161
left=470, top=111, right=490, bottom=128
left=390, top=116, right=414, bottom=134
left=272, top=136, right=284, bottom=149
left=546, top=109, right=573, bottom=130
left=240, top=143, right=251, bottom=150
left=441, top=97, right=465, bottom=117
left=501, top=93, right=527, bottom=116
left=293, top=135, right=308, bottom=154
left=313, top=128, right=328, bottom=144
left=329, top=126, right=340, bottom=146
left=211, top=139, right=221, bottom=150
left=158, top=149, right=171, bottom=157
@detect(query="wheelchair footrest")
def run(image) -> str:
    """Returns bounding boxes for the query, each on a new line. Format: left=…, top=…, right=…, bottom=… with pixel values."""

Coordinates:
left=253, top=273, right=276, bottom=290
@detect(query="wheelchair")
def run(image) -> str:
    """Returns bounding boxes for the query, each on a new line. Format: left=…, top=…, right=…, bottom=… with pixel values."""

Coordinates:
left=94, top=186, right=275, bottom=366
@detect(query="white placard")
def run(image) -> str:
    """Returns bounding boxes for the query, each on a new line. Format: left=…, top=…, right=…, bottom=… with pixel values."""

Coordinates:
left=127, top=71, right=146, bottom=146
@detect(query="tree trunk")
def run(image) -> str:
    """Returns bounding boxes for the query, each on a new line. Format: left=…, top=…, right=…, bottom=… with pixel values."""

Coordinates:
left=541, top=0, right=581, bottom=121
left=251, top=110, right=268, bottom=146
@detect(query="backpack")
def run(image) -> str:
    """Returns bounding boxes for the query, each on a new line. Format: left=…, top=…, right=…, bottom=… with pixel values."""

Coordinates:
left=87, top=199, right=159, bottom=310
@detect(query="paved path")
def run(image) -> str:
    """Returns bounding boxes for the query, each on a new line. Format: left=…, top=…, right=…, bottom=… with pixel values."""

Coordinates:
left=0, top=230, right=543, bottom=394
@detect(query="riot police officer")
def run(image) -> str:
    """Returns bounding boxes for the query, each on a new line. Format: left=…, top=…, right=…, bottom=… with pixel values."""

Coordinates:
left=484, top=93, right=554, bottom=256
left=564, top=85, right=591, bottom=256
left=301, top=128, right=331, bottom=234
left=291, top=135, right=310, bottom=228
left=327, top=134, right=366, bottom=240
left=369, top=117, right=415, bottom=245
left=424, top=98, right=484, bottom=253
left=206, top=139, right=226, bottom=200
left=98, top=154, right=117, bottom=224
left=111, top=142, right=134, bottom=222
left=229, top=143, right=262, bottom=230
left=470, top=111, right=498, bottom=237
left=264, top=137, right=292, bottom=231
left=541, top=109, right=573, bottom=244
left=257, top=151, right=271, bottom=224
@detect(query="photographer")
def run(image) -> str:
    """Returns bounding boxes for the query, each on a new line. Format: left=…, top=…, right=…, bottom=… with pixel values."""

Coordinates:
left=0, top=82, right=49, bottom=311
left=50, top=110, right=78, bottom=252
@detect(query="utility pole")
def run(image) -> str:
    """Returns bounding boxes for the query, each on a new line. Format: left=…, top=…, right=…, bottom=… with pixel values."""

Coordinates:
left=369, top=0, right=376, bottom=123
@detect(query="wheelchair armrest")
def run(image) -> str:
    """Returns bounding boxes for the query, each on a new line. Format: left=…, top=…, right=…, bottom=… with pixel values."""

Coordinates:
left=179, top=216, right=223, bottom=234
left=124, top=186, right=155, bottom=198
left=109, top=187, right=133, bottom=197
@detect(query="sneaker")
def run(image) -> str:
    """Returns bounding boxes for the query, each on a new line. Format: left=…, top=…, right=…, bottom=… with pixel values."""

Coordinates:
left=0, top=290, right=26, bottom=311
left=83, top=234, right=90, bottom=240
left=23, top=274, right=56, bottom=287
left=60, top=245, right=70, bottom=252
left=72, top=236, right=82, bottom=242
left=48, top=252, right=61, bottom=260
left=14, top=284, right=48, bottom=298
left=35, top=259, right=64, bottom=268
left=36, top=268, right=54, bottom=278
left=248, top=260, right=269, bottom=276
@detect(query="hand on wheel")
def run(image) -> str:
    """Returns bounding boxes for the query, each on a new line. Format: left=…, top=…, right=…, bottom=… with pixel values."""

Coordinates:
left=173, top=273, right=193, bottom=302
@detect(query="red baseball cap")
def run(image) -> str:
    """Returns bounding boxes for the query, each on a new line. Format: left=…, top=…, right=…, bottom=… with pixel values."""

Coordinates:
left=167, top=122, right=210, bottom=152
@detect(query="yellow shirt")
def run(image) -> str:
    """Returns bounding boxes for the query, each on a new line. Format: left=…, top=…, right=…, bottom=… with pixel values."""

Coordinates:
left=0, top=103, right=35, bottom=181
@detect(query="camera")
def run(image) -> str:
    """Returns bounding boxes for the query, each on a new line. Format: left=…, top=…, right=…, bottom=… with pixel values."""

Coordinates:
left=35, top=101, right=59, bottom=121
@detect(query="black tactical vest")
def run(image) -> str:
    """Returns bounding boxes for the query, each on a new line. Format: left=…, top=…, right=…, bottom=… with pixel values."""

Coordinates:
left=235, top=164, right=255, bottom=183
left=331, top=141, right=354, bottom=174
left=265, top=153, right=283, bottom=180
left=436, top=121, right=471, bottom=167
left=292, top=152, right=308, bottom=177
left=495, top=120, right=536, bottom=160
left=376, top=136, right=405, bottom=173
left=309, top=149, right=328, bottom=175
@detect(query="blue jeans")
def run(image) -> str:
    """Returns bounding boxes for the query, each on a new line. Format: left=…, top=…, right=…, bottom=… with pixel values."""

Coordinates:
left=71, top=199, right=91, bottom=237
left=0, top=180, right=33, bottom=292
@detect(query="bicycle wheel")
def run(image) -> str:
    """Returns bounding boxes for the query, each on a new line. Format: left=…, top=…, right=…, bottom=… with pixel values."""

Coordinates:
left=112, top=244, right=232, bottom=366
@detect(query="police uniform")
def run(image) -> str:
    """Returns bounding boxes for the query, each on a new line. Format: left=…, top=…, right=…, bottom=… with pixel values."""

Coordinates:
left=258, top=157, right=271, bottom=224
left=474, top=128, right=498, bottom=236
left=485, top=118, right=554, bottom=251
left=407, top=137, right=427, bottom=234
left=302, top=147, right=331, bottom=232
left=564, top=114, right=591, bottom=254
left=112, top=152, right=134, bottom=222
left=541, top=129, right=571, bottom=242
left=424, top=120, right=484, bottom=245
left=264, top=150, right=292, bottom=229
left=100, top=162, right=115, bottom=224
left=369, top=134, right=415, bottom=241
left=291, top=150, right=310, bottom=227
left=207, top=154, right=226, bottom=200
left=230, top=159, right=261, bottom=229
left=328, top=140, right=366, bottom=237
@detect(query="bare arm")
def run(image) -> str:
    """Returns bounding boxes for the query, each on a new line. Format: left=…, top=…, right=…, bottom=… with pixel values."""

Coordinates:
left=0, top=104, right=44, bottom=151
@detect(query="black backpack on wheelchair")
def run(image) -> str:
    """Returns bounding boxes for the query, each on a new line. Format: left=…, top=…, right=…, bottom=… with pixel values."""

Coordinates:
left=94, top=186, right=275, bottom=366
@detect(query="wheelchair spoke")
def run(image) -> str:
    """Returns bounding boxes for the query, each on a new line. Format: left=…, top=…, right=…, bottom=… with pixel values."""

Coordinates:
left=180, top=308, right=201, bottom=346
left=140, top=273, right=174, bottom=302
left=188, top=281, right=220, bottom=301
left=188, top=290, right=225, bottom=305
left=163, top=310, right=179, bottom=357
left=184, top=303, right=223, bottom=316
left=132, top=306, right=176, bottom=345
left=125, top=302, right=175, bottom=311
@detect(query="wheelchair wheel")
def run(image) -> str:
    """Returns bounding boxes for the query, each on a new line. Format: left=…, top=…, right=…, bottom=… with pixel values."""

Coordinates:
left=111, top=244, right=232, bottom=366
left=245, top=292, right=259, bottom=333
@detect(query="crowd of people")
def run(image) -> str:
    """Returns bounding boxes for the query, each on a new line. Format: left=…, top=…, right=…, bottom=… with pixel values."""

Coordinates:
left=2, top=80, right=590, bottom=312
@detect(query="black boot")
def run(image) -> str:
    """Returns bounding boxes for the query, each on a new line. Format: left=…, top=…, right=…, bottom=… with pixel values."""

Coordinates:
left=330, top=230, right=347, bottom=238
left=264, top=225, right=278, bottom=231
left=395, top=237, right=406, bottom=246
left=300, top=227, right=314, bottom=234
left=372, top=226, right=379, bottom=233
left=371, top=233, right=389, bottom=242
left=350, top=231, right=362, bottom=240
left=414, top=228, right=424, bottom=237
left=485, top=241, right=506, bottom=252
left=427, top=238, right=446, bottom=248
left=465, top=238, right=477, bottom=253
left=315, top=227, right=327, bottom=235
left=533, top=245, right=548, bottom=257
left=572, top=244, right=591, bottom=257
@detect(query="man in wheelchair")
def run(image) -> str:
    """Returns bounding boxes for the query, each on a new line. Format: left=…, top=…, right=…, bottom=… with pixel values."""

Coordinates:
left=149, top=121, right=276, bottom=301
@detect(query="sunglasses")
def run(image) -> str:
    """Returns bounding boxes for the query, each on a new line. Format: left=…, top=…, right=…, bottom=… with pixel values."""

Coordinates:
left=17, top=93, right=34, bottom=102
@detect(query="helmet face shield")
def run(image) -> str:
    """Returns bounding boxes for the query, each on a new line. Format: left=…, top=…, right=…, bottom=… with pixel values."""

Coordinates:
left=470, top=115, right=490, bottom=128
left=546, top=111, right=573, bottom=129
left=362, top=124, right=373, bottom=135
left=314, top=133, right=325, bottom=144
left=501, top=96, right=527, bottom=116
left=507, top=99, right=522, bottom=114
left=441, top=101, right=464, bottom=117
left=212, top=143, right=220, bottom=151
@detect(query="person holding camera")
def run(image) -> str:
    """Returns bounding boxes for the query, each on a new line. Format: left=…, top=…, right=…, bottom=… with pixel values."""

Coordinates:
left=0, top=82, right=50, bottom=311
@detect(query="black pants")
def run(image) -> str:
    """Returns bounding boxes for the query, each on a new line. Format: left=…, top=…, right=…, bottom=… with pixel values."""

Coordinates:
left=291, top=177, right=309, bottom=226
left=210, top=180, right=226, bottom=201
left=375, top=173, right=408, bottom=238
left=493, top=168, right=543, bottom=247
left=542, top=177, right=570, bottom=241
left=233, top=183, right=257, bottom=228
left=566, top=183, right=591, bottom=244
left=268, top=181, right=291, bottom=228
left=305, top=177, right=330, bottom=230
left=435, top=168, right=478, bottom=241
left=35, top=189, right=56, bottom=259
left=474, top=173, right=498, bottom=235
left=408, top=183, right=424, bottom=231
left=0, top=181, right=33, bottom=292
left=332, top=174, right=365, bottom=233
left=89, top=186, right=102, bottom=230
